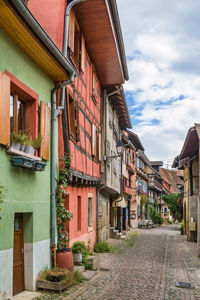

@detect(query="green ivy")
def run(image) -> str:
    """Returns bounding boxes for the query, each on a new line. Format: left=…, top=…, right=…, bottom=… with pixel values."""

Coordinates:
left=162, top=193, right=183, bottom=222
left=56, top=154, right=73, bottom=250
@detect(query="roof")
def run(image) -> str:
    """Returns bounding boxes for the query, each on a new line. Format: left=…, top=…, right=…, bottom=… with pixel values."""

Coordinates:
left=109, top=86, right=132, bottom=129
left=150, top=161, right=163, bottom=166
left=74, top=0, right=128, bottom=86
left=1, top=0, right=76, bottom=81
left=160, top=168, right=183, bottom=194
left=179, top=126, right=199, bottom=160
left=127, top=130, right=145, bottom=151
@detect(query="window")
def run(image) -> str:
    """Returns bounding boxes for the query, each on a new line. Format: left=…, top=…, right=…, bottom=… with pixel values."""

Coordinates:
left=68, top=10, right=85, bottom=72
left=10, top=93, right=28, bottom=134
left=0, top=71, right=50, bottom=160
left=88, top=197, right=93, bottom=228
left=92, top=124, right=101, bottom=161
left=77, top=196, right=81, bottom=231
left=67, top=91, right=80, bottom=143
left=92, top=68, right=98, bottom=103
left=113, top=151, right=117, bottom=173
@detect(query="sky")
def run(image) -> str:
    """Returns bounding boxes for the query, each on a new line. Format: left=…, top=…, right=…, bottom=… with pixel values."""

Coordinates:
left=117, top=0, right=200, bottom=167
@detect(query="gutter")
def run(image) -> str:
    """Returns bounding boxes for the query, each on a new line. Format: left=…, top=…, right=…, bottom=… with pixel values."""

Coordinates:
left=9, top=0, right=76, bottom=76
left=108, top=0, right=129, bottom=81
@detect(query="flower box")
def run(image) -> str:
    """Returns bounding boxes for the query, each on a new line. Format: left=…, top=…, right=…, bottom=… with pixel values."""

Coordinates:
left=35, top=161, right=47, bottom=171
left=36, top=279, right=72, bottom=292
left=11, top=156, right=35, bottom=169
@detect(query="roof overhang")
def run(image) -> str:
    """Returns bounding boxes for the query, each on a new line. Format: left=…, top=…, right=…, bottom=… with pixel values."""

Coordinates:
left=108, top=86, right=132, bottom=129
left=74, top=0, right=128, bottom=86
left=0, top=0, right=76, bottom=81
left=180, top=124, right=200, bottom=160
left=127, top=130, right=145, bottom=151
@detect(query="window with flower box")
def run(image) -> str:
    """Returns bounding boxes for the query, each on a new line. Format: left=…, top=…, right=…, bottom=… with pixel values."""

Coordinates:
left=0, top=70, right=50, bottom=161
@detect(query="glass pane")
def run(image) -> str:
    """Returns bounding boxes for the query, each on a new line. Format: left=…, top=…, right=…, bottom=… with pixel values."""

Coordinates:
left=14, top=216, right=21, bottom=231
left=17, top=99, right=27, bottom=133
left=10, top=94, right=14, bottom=133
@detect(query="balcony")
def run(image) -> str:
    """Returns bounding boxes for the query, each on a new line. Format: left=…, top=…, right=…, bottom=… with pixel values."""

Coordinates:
left=148, top=178, right=162, bottom=192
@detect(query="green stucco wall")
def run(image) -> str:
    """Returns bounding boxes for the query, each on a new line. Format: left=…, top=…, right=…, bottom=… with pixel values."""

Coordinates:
left=0, top=28, right=58, bottom=250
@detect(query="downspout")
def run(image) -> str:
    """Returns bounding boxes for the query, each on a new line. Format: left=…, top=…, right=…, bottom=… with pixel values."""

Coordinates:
left=52, top=0, right=86, bottom=265
left=51, top=76, right=74, bottom=268
left=61, top=0, right=86, bottom=154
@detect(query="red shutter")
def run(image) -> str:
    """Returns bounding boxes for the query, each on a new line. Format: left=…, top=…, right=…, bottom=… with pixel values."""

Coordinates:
left=0, top=71, right=10, bottom=146
left=81, top=35, right=86, bottom=73
left=92, top=124, right=96, bottom=156
left=40, top=101, right=50, bottom=160
left=68, top=10, right=75, bottom=52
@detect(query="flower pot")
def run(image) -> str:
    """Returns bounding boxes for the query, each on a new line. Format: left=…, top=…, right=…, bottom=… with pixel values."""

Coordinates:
left=56, top=248, right=74, bottom=273
left=24, top=145, right=35, bottom=156
left=73, top=252, right=82, bottom=263
left=11, top=143, right=20, bottom=151
left=19, top=144, right=25, bottom=152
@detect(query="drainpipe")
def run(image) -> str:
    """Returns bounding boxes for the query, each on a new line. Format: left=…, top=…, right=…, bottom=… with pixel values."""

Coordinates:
left=51, top=76, right=74, bottom=268
left=60, top=0, right=86, bottom=154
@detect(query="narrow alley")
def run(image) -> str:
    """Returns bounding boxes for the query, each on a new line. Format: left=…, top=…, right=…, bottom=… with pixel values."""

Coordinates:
left=62, top=226, right=200, bottom=300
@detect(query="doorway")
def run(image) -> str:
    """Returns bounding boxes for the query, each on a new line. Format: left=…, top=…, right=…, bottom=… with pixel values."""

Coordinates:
left=13, top=213, right=24, bottom=296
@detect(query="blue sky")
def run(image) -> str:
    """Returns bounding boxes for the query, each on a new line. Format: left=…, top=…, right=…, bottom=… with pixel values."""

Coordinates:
left=117, top=0, right=200, bottom=166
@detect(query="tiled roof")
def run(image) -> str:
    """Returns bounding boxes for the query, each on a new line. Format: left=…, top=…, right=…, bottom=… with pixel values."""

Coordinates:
left=160, top=168, right=183, bottom=194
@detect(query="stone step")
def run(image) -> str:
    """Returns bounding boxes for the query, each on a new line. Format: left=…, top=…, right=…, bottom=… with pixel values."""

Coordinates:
left=74, top=265, right=85, bottom=273
left=82, top=270, right=97, bottom=281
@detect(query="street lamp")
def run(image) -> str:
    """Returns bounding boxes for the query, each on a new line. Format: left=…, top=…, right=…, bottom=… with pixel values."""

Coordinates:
left=103, top=140, right=124, bottom=162
left=116, top=140, right=124, bottom=156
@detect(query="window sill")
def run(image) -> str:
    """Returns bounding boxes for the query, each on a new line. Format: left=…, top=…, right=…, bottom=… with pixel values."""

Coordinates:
left=7, top=147, right=42, bottom=161
left=88, top=227, right=93, bottom=232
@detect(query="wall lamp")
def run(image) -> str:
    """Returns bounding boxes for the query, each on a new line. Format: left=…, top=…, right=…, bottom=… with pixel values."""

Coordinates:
left=103, top=140, right=124, bottom=162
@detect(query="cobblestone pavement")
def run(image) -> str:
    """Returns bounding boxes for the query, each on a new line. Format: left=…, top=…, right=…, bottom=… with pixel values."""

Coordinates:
left=63, top=225, right=200, bottom=300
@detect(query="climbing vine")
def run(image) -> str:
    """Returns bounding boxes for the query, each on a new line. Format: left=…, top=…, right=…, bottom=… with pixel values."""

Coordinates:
left=162, top=193, right=183, bottom=221
left=140, top=194, right=149, bottom=219
left=56, top=154, right=73, bottom=249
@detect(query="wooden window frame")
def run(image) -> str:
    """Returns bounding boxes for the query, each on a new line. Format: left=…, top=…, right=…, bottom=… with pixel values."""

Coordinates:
left=88, top=197, right=93, bottom=230
left=6, top=70, right=38, bottom=140
left=66, top=90, right=80, bottom=144
left=92, top=124, right=101, bottom=162
left=77, top=196, right=81, bottom=232
left=92, top=67, right=98, bottom=104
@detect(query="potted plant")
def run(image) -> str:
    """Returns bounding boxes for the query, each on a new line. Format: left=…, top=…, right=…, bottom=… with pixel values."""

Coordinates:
left=56, top=155, right=74, bottom=272
left=19, top=130, right=28, bottom=152
left=37, top=267, right=72, bottom=292
left=32, top=134, right=43, bottom=150
left=24, top=132, right=35, bottom=156
left=72, top=241, right=88, bottom=264
left=10, top=132, right=21, bottom=150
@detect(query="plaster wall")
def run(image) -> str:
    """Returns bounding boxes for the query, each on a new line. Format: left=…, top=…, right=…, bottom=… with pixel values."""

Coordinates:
left=98, top=190, right=110, bottom=241
left=66, top=186, right=97, bottom=249
left=0, top=29, right=56, bottom=297
left=105, top=101, right=121, bottom=194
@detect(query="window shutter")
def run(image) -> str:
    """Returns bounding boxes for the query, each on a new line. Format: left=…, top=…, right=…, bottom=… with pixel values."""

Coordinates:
left=40, top=101, right=50, bottom=160
left=92, top=124, right=96, bottom=156
left=76, top=101, right=80, bottom=141
left=0, top=71, right=10, bottom=146
left=98, top=132, right=101, bottom=161
left=68, top=10, right=75, bottom=52
left=81, top=34, right=86, bottom=73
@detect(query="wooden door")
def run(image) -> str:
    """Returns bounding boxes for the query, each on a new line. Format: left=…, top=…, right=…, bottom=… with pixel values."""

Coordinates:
left=13, top=214, right=24, bottom=296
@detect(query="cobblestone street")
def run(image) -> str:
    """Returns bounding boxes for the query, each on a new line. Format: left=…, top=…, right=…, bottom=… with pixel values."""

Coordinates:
left=62, top=225, right=200, bottom=300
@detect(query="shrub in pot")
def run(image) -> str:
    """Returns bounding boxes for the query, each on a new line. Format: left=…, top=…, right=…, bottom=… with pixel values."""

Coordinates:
left=10, top=132, right=21, bottom=150
left=72, top=241, right=89, bottom=263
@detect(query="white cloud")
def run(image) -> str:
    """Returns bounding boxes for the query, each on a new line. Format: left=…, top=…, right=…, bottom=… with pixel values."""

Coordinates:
left=117, top=0, right=200, bottom=164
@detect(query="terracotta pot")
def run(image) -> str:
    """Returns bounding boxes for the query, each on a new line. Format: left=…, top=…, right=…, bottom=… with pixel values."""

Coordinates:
left=56, top=249, right=74, bottom=273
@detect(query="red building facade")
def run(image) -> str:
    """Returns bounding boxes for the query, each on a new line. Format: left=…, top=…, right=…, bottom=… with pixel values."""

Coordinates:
left=28, top=0, right=128, bottom=248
